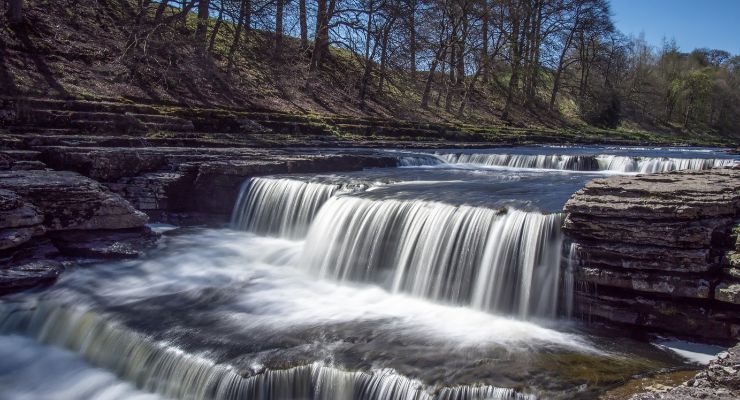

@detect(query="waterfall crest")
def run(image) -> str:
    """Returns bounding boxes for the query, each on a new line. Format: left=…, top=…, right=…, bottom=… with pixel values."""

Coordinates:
left=0, top=302, right=533, bottom=400
left=303, top=196, right=564, bottom=318
left=231, top=177, right=343, bottom=239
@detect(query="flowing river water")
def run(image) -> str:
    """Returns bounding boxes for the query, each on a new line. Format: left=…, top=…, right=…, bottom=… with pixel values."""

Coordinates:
left=1, top=146, right=738, bottom=399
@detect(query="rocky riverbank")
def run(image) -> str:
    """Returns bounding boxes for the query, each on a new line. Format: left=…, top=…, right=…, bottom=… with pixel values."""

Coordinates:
left=564, top=168, right=740, bottom=342
left=629, top=342, right=740, bottom=399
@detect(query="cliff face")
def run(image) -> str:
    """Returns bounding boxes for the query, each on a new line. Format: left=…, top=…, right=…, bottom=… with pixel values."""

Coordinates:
left=564, top=168, right=740, bottom=342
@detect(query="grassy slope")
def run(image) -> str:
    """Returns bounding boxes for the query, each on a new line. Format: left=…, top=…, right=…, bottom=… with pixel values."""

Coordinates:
left=0, top=0, right=736, bottom=146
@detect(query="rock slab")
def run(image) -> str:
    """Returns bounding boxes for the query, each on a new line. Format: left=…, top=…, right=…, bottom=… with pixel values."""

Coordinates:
left=564, top=168, right=740, bottom=341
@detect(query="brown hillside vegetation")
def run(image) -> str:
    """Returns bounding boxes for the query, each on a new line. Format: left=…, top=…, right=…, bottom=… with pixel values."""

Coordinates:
left=0, top=0, right=738, bottom=145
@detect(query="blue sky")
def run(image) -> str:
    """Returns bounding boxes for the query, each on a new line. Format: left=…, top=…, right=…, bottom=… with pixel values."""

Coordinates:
left=610, top=0, right=740, bottom=54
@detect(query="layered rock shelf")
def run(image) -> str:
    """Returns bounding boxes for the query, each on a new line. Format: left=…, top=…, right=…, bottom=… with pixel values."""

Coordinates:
left=564, top=168, right=740, bottom=342
left=0, top=170, right=155, bottom=294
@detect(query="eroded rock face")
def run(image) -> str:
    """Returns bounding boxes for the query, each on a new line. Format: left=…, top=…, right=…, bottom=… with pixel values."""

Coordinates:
left=564, top=169, right=740, bottom=341
left=0, top=170, right=153, bottom=295
left=0, top=170, right=148, bottom=231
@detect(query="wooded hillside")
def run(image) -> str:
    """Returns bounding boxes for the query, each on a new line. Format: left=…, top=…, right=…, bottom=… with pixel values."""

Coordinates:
left=2, top=0, right=739, bottom=141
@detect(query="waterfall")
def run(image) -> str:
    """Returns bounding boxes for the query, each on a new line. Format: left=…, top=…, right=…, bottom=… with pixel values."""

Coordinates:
left=595, top=155, right=737, bottom=173
left=563, top=243, right=578, bottom=318
left=439, top=153, right=599, bottom=171
left=397, top=154, right=445, bottom=167
left=231, top=177, right=344, bottom=239
left=438, top=152, right=737, bottom=172
left=302, top=196, right=564, bottom=318
left=0, top=302, right=533, bottom=400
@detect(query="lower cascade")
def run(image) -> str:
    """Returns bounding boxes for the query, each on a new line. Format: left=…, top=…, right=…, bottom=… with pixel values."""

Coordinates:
left=0, top=302, right=532, bottom=400
left=302, top=196, right=564, bottom=318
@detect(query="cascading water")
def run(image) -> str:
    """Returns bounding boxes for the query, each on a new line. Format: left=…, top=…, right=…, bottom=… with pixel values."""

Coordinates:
left=397, top=154, right=445, bottom=167
left=3, top=145, right=726, bottom=399
left=231, top=177, right=345, bottom=238
left=0, top=297, right=536, bottom=400
left=302, top=196, right=564, bottom=318
left=594, top=155, right=736, bottom=173
left=439, top=153, right=600, bottom=171
left=438, top=152, right=737, bottom=172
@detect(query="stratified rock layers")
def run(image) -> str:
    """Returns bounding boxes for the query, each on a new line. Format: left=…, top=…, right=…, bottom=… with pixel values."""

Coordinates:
left=564, top=169, right=740, bottom=341
left=0, top=170, right=152, bottom=294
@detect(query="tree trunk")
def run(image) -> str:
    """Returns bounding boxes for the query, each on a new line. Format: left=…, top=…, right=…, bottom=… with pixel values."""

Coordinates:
left=310, top=0, right=329, bottom=72
left=207, top=1, right=225, bottom=54
left=227, top=0, right=248, bottom=75
left=245, top=0, right=252, bottom=35
left=359, top=1, right=375, bottom=102
left=274, top=0, right=284, bottom=59
left=445, top=27, right=457, bottom=113
left=409, top=0, right=417, bottom=75
left=456, top=14, right=468, bottom=108
left=378, top=16, right=396, bottom=93
left=503, top=4, right=521, bottom=120
left=299, top=0, right=308, bottom=49
left=421, top=58, right=439, bottom=108
left=195, top=0, right=211, bottom=49
left=7, top=0, right=23, bottom=25
left=549, top=22, right=576, bottom=110
left=458, top=66, right=483, bottom=117
left=481, top=5, right=489, bottom=83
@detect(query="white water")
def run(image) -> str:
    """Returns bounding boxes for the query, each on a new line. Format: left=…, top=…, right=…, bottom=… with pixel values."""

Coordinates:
left=303, top=196, right=564, bottom=318
left=438, top=152, right=736, bottom=172
left=0, top=229, right=600, bottom=400
left=0, top=335, right=162, bottom=400
left=594, top=155, right=735, bottom=173
left=231, top=177, right=344, bottom=238
left=440, top=154, right=599, bottom=171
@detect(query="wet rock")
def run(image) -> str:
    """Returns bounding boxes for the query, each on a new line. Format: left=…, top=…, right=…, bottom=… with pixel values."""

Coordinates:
left=48, top=227, right=159, bottom=259
left=0, top=260, right=64, bottom=295
left=630, top=343, right=740, bottom=399
left=10, top=160, right=47, bottom=170
left=0, top=189, right=45, bottom=250
left=578, top=267, right=712, bottom=298
left=574, top=290, right=740, bottom=341
left=0, top=170, right=148, bottom=231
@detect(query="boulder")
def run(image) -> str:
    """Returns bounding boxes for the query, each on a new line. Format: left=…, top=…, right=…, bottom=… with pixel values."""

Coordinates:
left=0, top=170, right=148, bottom=231
left=48, top=227, right=158, bottom=259
left=0, top=260, right=64, bottom=295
